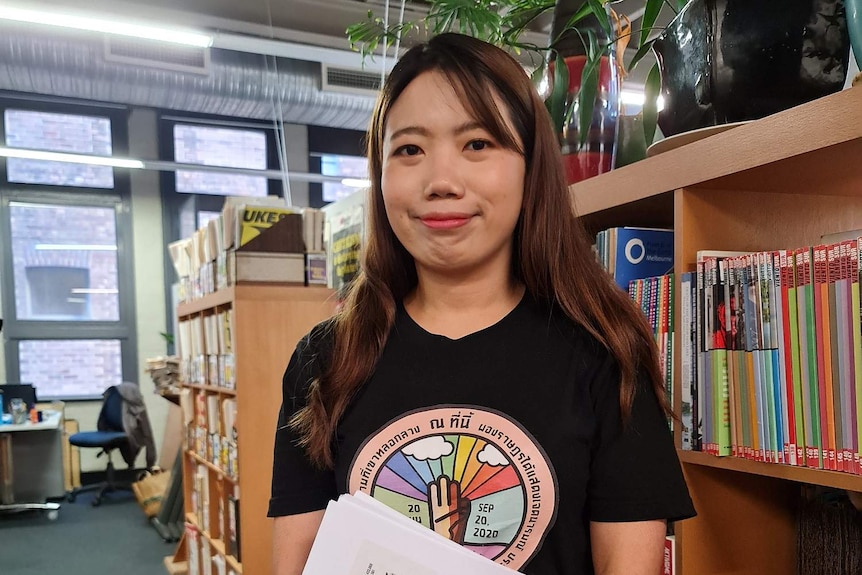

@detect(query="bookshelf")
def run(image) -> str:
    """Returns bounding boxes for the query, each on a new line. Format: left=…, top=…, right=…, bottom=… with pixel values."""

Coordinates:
left=166, top=284, right=335, bottom=575
left=571, top=85, right=862, bottom=575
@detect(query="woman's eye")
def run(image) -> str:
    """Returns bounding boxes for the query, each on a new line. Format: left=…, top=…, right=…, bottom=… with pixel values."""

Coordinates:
left=467, top=139, right=490, bottom=151
left=396, top=144, right=421, bottom=156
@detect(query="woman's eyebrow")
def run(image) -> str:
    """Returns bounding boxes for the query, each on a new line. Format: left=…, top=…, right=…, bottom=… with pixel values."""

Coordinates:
left=388, top=121, right=485, bottom=142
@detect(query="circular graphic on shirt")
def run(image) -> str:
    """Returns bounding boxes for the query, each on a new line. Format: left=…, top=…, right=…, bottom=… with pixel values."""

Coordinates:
left=347, top=406, right=558, bottom=571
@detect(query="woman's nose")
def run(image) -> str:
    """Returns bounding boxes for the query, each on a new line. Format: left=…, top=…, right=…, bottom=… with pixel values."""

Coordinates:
left=423, top=150, right=465, bottom=199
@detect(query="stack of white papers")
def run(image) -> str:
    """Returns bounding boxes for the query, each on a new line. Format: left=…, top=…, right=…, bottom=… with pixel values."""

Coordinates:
left=303, top=492, right=519, bottom=575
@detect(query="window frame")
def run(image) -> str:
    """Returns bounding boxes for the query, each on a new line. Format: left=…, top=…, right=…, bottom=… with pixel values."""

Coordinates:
left=158, top=113, right=286, bottom=353
left=0, top=95, right=138, bottom=401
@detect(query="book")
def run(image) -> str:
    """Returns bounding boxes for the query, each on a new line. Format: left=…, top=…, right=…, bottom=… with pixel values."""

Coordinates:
left=605, top=227, right=674, bottom=290
left=227, top=251, right=305, bottom=284
left=303, top=492, right=517, bottom=575
left=322, top=189, right=366, bottom=295
left=664, top=535, right=676, bottom=575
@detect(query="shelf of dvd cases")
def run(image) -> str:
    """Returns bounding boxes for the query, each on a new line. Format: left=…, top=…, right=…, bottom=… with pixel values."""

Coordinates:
left=569, top=85, right=862, bottom=575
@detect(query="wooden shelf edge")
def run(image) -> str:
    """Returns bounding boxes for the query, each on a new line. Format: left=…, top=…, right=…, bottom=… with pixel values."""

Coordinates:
left=187, top=450, right=237, bottom=482
left=182, top=381, right=238, bottom=396
left=177, top=287, right=235, bottom=316
left=678, top=450, right=862, bottom=491
left=570, top=86, right=862, bottom=216
left=184, top=511, right=242, bottom=574
left=226, top=554, right=242, bottom=573
left=163, top=556, right=188, bottom=575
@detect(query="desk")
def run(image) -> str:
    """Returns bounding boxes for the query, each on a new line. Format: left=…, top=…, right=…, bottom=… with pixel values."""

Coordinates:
left=0, top=411, right=63, bottom=519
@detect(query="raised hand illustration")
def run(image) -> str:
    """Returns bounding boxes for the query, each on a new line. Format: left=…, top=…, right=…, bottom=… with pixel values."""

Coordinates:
left=428, top=474, right=470, bottom=544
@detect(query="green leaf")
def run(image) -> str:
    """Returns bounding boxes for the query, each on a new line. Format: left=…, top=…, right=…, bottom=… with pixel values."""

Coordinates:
left=547, top=52, right=569, bottom=136
left=586, top=0, right=612, bottom=38
left=627, top=40, right=653, bottom=73
left=640, top=0, right=665, bottom=47
left=577, top=52, right=601, bottom=149
left=642, top=63, right=661, bottom=146
left=552, top=2, right=594, bottom=48
left=530, top=57, right=548, bottom=88
left=677, top=0, right=688, bottom=10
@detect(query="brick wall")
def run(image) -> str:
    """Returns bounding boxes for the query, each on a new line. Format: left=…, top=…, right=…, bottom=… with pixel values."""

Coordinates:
left=18, top=339, right=122, bottom=399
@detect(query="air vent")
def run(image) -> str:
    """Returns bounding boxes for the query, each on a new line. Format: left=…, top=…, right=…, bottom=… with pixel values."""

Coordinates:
left=322, top=64, right=383, bottom=96
left=104, top=37, right=210, bottom=75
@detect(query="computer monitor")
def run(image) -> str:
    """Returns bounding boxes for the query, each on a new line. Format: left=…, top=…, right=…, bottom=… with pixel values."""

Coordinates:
left=0, top=383, right=37, bottom=414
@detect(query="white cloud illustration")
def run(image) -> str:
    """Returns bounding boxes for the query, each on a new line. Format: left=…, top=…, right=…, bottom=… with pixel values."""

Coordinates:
left=402, top=436, right=454, bottom=461
left=477, top=444, right=507, bottom=467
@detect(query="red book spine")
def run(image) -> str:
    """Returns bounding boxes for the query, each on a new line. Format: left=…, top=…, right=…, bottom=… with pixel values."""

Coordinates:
left=778, top=250, right=797, bottom=466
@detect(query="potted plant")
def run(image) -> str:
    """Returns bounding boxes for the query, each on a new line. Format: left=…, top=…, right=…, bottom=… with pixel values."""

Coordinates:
left=349, top=0, right=853, bottom=176
left=346, top=0, right=677, bottom=184
left=651, top=0, right=850, bottom=138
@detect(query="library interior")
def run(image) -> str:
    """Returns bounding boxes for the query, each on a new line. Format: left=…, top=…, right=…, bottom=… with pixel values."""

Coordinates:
left=0, top=0, right=861, bottom=574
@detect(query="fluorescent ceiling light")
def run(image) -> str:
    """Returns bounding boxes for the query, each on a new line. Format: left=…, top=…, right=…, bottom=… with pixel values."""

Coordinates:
left=36, top=244, right=117, bottom=251
left=341, top=178, right=371, bottom=188
left=0, top=147, right=144, bottom=169
left=621, top=90, right=666, bottom=111
left=0, top=6, right=213, bottom=47
left=70, top=288, right=119, bottom=294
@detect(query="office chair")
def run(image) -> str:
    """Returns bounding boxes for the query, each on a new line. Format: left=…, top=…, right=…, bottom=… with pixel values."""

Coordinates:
left=67, top=386, right=132, bottom=506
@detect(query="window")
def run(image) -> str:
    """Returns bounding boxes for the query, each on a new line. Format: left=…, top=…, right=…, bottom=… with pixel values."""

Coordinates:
left=197, top=210, right=221, bottom=229
left=5, top=110, right=114, bottom=188
left=19, top=339, right=123, bottom=400
left=321, top=154, right=368, bottom=203
left=10, top=202, right=120, bottom=321
left=0, top=100, right=136, bottom=401
left=174, top=124, right=268, bottom=197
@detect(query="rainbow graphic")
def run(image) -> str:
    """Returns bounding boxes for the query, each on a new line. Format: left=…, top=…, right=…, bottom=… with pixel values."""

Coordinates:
left=371, top=434, right=525, bottom=560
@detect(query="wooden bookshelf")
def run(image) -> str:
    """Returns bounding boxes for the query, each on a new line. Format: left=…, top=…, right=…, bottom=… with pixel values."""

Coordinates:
left=177, top=287, right=235, bottom=317
left=168, top=284, right=336, bottom=575
left=570, top=85, right=862, bottom=575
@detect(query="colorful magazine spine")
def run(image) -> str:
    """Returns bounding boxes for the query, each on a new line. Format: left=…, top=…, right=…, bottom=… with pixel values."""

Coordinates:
left=796, top=247, right=822, bottom=468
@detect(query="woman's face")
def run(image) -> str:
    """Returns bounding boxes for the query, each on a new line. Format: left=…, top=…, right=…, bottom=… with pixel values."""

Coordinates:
left=380, top=71, right=526, bottom=279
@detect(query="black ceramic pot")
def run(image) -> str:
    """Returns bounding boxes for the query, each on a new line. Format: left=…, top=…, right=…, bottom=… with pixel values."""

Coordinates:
left=652, top=0, right=850, bottom=137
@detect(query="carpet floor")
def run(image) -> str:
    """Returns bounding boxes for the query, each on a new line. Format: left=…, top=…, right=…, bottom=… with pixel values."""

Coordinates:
left=0, top=489, right=174, bottom=575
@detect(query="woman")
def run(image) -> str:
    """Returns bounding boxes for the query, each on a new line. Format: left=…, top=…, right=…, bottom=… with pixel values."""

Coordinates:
left=269, top=33, right=695, bottom=575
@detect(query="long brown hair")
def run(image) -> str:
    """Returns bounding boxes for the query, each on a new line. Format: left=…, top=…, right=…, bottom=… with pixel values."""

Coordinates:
left=292, top=33, right=670, bottom=469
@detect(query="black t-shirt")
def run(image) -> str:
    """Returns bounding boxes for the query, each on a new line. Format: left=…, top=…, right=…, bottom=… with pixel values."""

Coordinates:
left=269, top=295, right=695, bottom=575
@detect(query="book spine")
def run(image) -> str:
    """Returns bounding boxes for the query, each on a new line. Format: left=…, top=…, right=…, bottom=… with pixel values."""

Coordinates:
left=681, top=273, right=694, bottom=450
left=839, top=241, right=854, bottom=473
left=854, top=240, right=862, bottom=474
left=696, top=260, right=706, bottom=452
left=759, top=252, right=779, bottom=463
left=799, top=248, right=822, bottom=468
left=828, top=244, right=844, bottom=472
left=788, top=250, right=806, bottom=466
left=773, top=251, right=791, bottom=465
left=716, top=259, right=731, bottom=456
left=814, top=245, right=836, bottom=470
